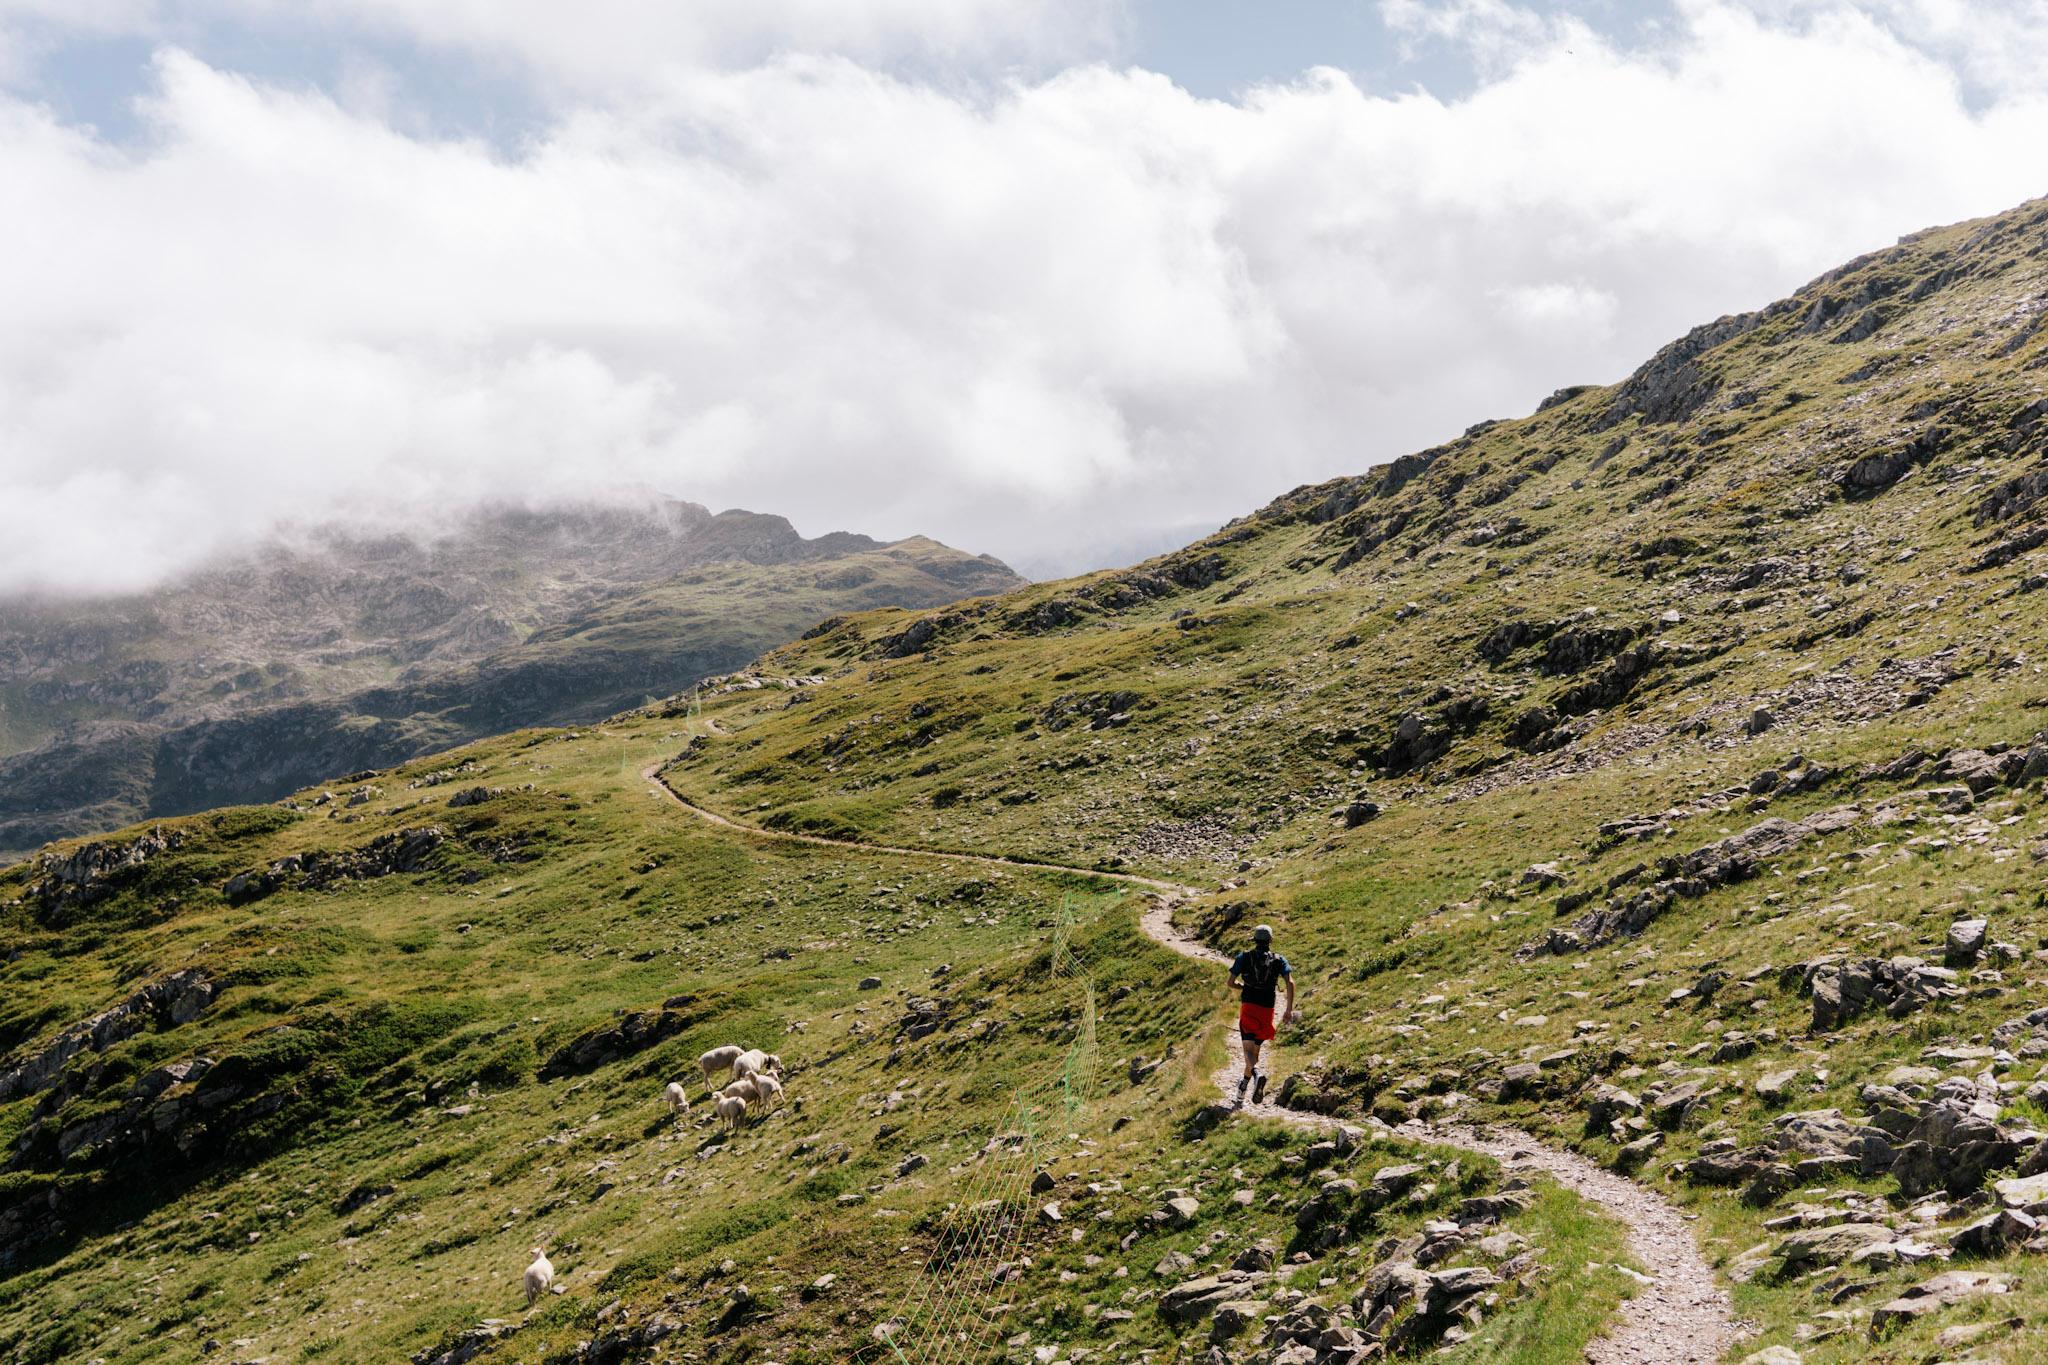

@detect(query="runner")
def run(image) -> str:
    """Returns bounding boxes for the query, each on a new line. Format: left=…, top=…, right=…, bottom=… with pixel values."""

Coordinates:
left=1226, top=923, right=1293, bottom=1105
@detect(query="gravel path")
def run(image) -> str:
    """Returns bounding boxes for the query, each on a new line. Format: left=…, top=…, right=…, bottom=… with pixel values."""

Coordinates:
left=646, top=764, right=1738, bottom=1363
left=1140, top=898, right=1736, bottom=1364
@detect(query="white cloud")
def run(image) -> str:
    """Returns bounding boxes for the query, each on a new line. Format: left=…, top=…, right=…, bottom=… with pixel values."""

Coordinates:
left=1380, top=0, right=1583, bottom=70
left=1725, top=0, right=2048, bottom=100
left=1, top=5, right=2047, bottom=593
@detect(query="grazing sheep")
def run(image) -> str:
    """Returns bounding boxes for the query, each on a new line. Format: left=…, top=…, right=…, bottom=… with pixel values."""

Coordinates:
left=751, top=1073, right=784, bottom=1111
left=663, top=1081, right=690, bottom=1115
left=733, top=1048, right=784, bottom=1080
left=524, top=1248, right=555, bottom=1306
left=714, top=1093, right=749, bottom=1128
left=719, top=1075, right=763, bottom=1107
left=698, top=1045, right=744, bottom=1084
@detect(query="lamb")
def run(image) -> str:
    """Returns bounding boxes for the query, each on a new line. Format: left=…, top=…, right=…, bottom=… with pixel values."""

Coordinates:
left=714, top=1093, right=749, bottom=1128
left=663, top=1081, right=690, bottom=1115
left=697, top=1044, right=744, bottom=1084
left=524, top=1247, right=555, bottom=1306
left=719, top=1075, right=763, bottom=1108
left=750, top=1073, right=784, bottom=1111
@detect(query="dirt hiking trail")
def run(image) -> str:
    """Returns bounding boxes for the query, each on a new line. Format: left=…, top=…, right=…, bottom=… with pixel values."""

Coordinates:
left=644, top=763, right=1738, bottom=1363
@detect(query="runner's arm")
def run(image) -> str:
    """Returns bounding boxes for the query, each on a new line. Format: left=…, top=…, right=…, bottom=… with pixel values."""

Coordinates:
left=1280, top=973, right=1296, bottom=1024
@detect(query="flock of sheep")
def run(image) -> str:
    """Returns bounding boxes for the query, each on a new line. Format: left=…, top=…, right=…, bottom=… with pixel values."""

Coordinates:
left=670, top=1043, right=787, bottom=1128
left=521, top=1042, right=788, bottom=1307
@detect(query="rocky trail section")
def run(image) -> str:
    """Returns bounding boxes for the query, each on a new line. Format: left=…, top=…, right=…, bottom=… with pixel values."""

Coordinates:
left=1141, top=902, right=1736, bottom=1365
left=643, top=763, right=1739, bottom=1363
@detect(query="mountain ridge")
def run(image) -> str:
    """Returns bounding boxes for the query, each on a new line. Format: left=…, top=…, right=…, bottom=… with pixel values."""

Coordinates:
left=0, top=500, right=1021, bottom=853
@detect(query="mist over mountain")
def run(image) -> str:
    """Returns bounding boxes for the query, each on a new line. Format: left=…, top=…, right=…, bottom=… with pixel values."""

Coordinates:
left=0, top=498, right=1020, bottom=854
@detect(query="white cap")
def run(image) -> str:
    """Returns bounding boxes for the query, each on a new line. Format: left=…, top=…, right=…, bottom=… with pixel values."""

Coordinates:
left=1252, top=923, right=1274, bottom=942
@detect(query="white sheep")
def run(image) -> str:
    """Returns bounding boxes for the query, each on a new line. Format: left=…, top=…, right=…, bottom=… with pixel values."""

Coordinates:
left=663, top=1081, right=690, bottom=1115
left=719, top=1075, right=763, bottom=1107
left=698, top=1044, right=744, bottom=1084
left=750, top=1073, right=784, bottom=1111
left=523, top=1247, right=555, bottom=1306
left=733, top=1049, right=785, bottom=1080
left=714, top=1093, right=749, bottom=1128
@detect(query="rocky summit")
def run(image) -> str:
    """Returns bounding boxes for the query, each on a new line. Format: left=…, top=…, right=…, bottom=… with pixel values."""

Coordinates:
left=8, top=198, right=2048, bottom=1364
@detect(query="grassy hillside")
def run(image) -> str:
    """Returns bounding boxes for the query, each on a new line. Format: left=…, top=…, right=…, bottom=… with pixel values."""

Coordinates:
left=0, top=712, right=1624, bottom=1365
left=652, top=196, right=2048, bottom=1359
left=9, top=196, right=2048, bottom=1364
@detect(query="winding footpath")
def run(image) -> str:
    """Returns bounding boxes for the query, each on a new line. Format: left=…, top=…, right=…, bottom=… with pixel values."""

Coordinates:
left=641, top=763, right=1736, bottom=1363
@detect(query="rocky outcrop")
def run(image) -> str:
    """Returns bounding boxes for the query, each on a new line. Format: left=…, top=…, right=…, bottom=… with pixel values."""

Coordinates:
left=0, top=969, right=215, bottom=1102
left=1866, top=1077, right=2028, bottom=1199
left=1599, top=309, right=1773, bottom=428
left=21, top=827, right=182, bottom=922
left=411, top=1320, right=522, bottom=1365
left=1525, top=803, right=1861, bottom=956
left=1041, top=691, right=1143, bottom=733
left=1800, top=955, right=1963, bottom=1031
left=225, top=826, right=445, bottom=903
left=538, top=1002, right=704, bottom=1079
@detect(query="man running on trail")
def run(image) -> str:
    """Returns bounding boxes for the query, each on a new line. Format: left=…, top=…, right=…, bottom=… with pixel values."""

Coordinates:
left=1227, top=923, right=1293, bottom=1105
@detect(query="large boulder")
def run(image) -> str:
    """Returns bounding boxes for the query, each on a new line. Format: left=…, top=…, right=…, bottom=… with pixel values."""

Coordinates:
left=1772, top=1222, right=1893, bottom=1275
left=1944, top=918, right=1989, bottom=968
left=1804, top=955, right=1962, bottom=1031
left=1871, top=1271, right=2011, bottom=1330
left=1159, top=1272, right=1273, bottom=1325
left=1769, top=1109, right=1896, bottom=1176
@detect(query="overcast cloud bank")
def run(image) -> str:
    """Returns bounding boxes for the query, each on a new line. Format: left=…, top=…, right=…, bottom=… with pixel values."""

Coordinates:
left=2, top=0, right=2046, bottom=592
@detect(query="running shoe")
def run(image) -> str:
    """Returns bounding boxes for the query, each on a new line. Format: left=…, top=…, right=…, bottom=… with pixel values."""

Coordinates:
left=1251, top=1073, right=1268, bottom=1105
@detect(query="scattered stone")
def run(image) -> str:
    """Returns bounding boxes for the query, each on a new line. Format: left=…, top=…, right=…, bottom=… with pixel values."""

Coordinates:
left=1159, top=1272, right=1273, bottom=1324
left=1945, top=918, right=1989, bottom=968
left=1950, top=1207, right=2036, bottom=1256
left=1736, top=1349, right=1801, bottom=1365
left=1755, top=1070, right=1799, bottom=1104
left=1871, top=1270, right=2010, bottom=1330
left=1772, top=1221, right=1893, bottom=1275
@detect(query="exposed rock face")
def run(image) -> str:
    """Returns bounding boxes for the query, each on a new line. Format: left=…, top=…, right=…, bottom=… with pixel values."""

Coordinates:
left=0, top=968, right=215, bottom=1102
left=1159, top=1271, right=1274, bottom=1324
left=1871, top=1271, right=2010, bottom=1329
left=1802, top=955, right=1962, bottom=1031
left=539, top=1003, right=704, bottom=1080
left=1771, top=1221, right=1893, bottom=1275
left=1768, top=1110, right=1897, bottom=1176
left=1525, top=803, right=1861, bottom=955
left=1600, top=309, right=1772, bottom=428
left=22, top=827, right=182, bottom=922
left=1859, top=1076, right=2028, bottom=1198
left=224, top=826, right=445, bottom=903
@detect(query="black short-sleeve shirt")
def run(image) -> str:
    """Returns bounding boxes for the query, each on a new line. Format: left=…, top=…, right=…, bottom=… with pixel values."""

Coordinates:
left=1230, top=949, right=1292, bottom=1007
